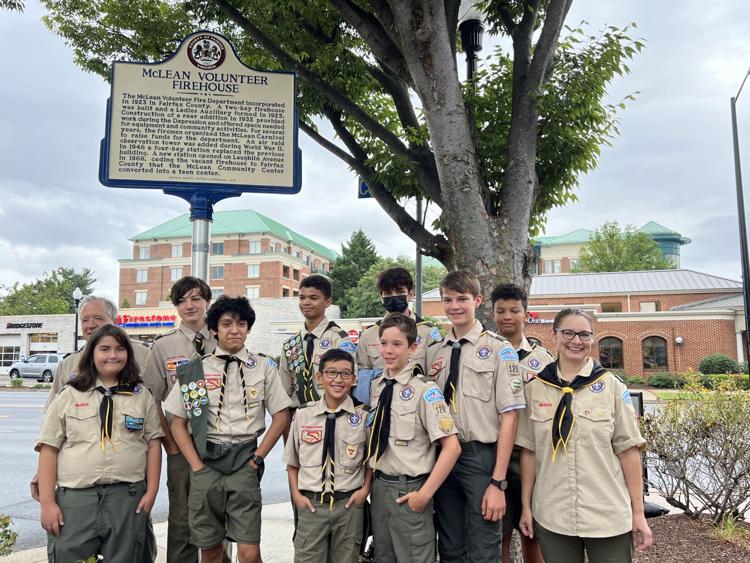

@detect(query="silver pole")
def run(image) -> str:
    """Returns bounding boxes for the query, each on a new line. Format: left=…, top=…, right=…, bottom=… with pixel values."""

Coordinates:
left=415, top=196, right=423, bottom=317
left=192, top=218, right=211, bottom=282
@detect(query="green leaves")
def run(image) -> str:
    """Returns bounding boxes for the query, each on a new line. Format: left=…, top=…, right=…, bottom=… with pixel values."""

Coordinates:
left=0, top=267, right=96, bottom=315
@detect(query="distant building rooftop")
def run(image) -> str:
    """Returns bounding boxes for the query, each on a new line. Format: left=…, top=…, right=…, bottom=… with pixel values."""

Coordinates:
left=533, top=221, right=691, bottom=247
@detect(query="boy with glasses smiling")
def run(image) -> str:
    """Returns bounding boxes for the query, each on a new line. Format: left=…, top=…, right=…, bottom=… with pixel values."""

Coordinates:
left=284, top=348, right=371, bottom=562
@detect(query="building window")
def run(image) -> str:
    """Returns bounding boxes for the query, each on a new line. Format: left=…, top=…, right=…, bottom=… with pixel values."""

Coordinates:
left=139, top=246, right=150, bottom=260
left=599, top=337, right=624, bottom=370
left=211, top=266, right=224, bottom=280
left=601, top=302, right=622, bottom=313
left=270, top=241, right=277, bottom=253
left=247, top=264, right=260, bottom=278
left=249, top=241, right=261, bottom=254
left=292, top=250, right=300, bottom=259
left=0, top=346, right=20, bottom=367
left=282, top=288, right=290, bottom=297
left=283, top=265, right=290, bottom=278
left=30, top=333, right=58, bottom=344
left=293, top=268, right=300, bottom=281
left=136, top=269, right=148, bottom=283
left=642, top=336, right=668, bottom=370
left=171, top=244, right=183, bottom=258
left=304, top=255, right=310, bottom=265
left=293, top=290, right=299, bottom=297
left=246, top=286, right=260, bottom=299
left=212, top=242, right=224, bottom=256
left=543, top=259, right=561, bottom=274
left=135, top=291, right=147, bottom=305
left=170, top=267, right=182, bottom=282
left=212, top=288, right=224, bottom=298
left=639, top=301, right=661, bottom=312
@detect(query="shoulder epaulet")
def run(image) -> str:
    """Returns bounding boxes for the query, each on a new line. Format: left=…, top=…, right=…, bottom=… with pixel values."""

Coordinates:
left=62, top=352, right=72, bottom=359
left=338, top=330, right=348, bottom=339
left=153, top=328, right=177, bottom=341
left=481, top=330, right=507, bottom=343
left=257, top=352, right=267, bottom=357
left=427, top=340, right=443, bottom=348
left=297, top=400, right=314, bottom=409
left=529, top=340, right=537, bottom=349
left=411, top=365, right=426, bottom=380
left=355, top=402, right=371, bottom=413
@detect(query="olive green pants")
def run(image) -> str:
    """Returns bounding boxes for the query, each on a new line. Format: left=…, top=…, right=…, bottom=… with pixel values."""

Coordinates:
left=166, top=452, right=199, bottom=562
left=47, top=481, right=149, bottom=563
left=535, top=521, right=633, bottom=563
left=371, top=475, right=435, bottom=563
left=293, top=491, right=364, bottom=562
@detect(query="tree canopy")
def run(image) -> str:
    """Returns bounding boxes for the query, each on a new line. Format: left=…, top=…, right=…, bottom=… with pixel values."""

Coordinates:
left=0, top=267, right=96, bottom=316
left=573, top=221, right=675, bottom=273
left=328, top=229, right=380, bottom=315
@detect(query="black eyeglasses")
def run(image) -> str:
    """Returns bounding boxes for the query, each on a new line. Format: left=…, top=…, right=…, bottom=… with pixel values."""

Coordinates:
left=321, top=369, right=355, bottom=381
left=555, top=329, right=594, bottom=342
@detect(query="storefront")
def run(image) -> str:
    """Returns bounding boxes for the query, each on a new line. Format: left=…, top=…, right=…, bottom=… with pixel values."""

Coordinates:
left=0, top=315, right=76, bottom=374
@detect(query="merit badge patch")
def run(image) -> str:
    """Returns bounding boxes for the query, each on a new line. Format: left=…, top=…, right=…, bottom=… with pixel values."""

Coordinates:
left=200, top=396, right=208, bottom=405
left=622, top=389, right=633, bottom=405
left=346, top=444, right=358, bottom=459
left=590, top=381, right=605, bottom=393
left=193, top=407, right=202, bottom=417
left=320, top=338, right=331, bottom=350
left=196, top=379, right=205, bottom=388
left=510, top=377, right=523, bottom=394
left=190, top=390, right=199, bottom=399
left=180, top=384, right=189, bottom=393
left=528, top=358, right=541, bottom=370
left=339, top=341, right=357, bottom=354
left=183, top=392, right=190, bottom=401
left=188, top=382, right=197, bottom=390
left=301, top=426, right=323, bottom=444
left=400, top=386, right=414, bottom=401
left=423, top=387, right=445, bottom=404
left=348, top=413, right=362, bottom=427
left=477, top=346, right=491, bottom=359
left=438, top=415, right=454, bottom=433
left=124, top=415, right=144, bottom=431
left=431, top=327, right=443, bottom=342
left=499, top=347, right=519, bottom=361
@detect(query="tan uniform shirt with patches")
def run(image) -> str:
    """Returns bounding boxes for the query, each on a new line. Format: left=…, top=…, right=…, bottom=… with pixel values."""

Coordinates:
left=283, top=395, right=369, bottom=493
left=425, top=321, right=526, bottom=444
left=36, top=381, right=163, bottom=488
left=279, top=317, right=357, bottom=407
left=515, top=358, right=646, bottom=538
left=367, top=364, right=457, bottom=476
left=44, top=340, right=150, bottom=412
left=164, top=347, right=292, bottom=444
left=141, top=326, right=216, bottom=402
left=517, top=336, right=554, bottom=383
left=356, top=312, right=442, bottom=373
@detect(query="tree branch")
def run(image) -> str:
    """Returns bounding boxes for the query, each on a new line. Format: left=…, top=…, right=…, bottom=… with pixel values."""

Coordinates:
left=299, top=120, right=355, bottom=165
left=527, top=0, right=572, bottom=88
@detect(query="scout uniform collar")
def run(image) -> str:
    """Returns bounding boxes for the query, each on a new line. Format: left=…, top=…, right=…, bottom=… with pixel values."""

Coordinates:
left=302, top=316, right=331, bottom=339
left=444, top=320, right=483, bottom=347
left=94, top=377, right=137, bottom=450
left=212, top=347, right=254, bottom=431
left=519, top=336, right=534, bottom=352
left=385, top=363, right=422, bottom=386
left=311, top=394, right=357, bottom=417
left=178, top=324, right=211, bottom=341
left=290, top=320, right=341, bottom=404
left=535, top=358, right=607, bottom=461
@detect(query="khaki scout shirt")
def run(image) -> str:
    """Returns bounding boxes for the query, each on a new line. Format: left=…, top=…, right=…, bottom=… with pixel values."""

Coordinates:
left=517, top=336, right=554, bottom=383
left=356, top=311, right=442, bottom=373
left=279, top=317, right=357, bottom=407
left=44, top=340, right=150, bottom=412
left=367, top=364, right=457, bottom=476
left=515, top=358, right=646, bottom=538
left=141, top=325, right=216, bottom=402
left=425, top=321, right=526, bottom=443
left=283, top=395, right=369, bottom=493
left=164, top=347, right=292, bottom=445
left=36, top=380, right=163, bottom=488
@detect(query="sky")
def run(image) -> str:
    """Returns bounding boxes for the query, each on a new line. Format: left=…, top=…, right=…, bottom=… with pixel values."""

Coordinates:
left=1, top=0, right=750, bottom=303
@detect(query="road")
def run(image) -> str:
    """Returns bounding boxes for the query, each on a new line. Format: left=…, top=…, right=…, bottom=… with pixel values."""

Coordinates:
left=0, top=389, right=290, bottom=550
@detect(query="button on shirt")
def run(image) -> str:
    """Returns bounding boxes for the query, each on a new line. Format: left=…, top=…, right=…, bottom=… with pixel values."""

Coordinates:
left=164, top=347, right=292, bottom=444
left=367, top=364, right=456, bottom=476
left=283, top=395, right=369, bottom=493
left=425, top=321, right=526, bottom=443
left=141, top=326, right=216, bottom=402
left=515, top=358, right=646, bottom=538
left=36, top=381, right=163, bottom=488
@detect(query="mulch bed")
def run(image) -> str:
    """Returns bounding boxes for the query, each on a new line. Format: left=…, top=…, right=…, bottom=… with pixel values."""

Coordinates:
left=635, top=514, right=750, bottom=562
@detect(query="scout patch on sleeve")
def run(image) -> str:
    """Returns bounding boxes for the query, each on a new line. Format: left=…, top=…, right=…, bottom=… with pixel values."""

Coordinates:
left=423, top=387, right=445, bottom=404
left=267, top=357, right=278, bottom=368
left=622, top=389, right=633, bottom=405
left=366, top=409, right=377, bottom=427
left=338, top=341, right=357, bottom=354
left=510, top=377, right=523, bottom=394
left=301, top=426, right=323, bottom=444
left=499, top=346, right=519, bottom=361
left=430, top=357, right=445, bottom=377
left=431, top=327, right=443, bottom=342
left=204, top=374, right=223, bottom=390
left=124, top=415, right=145, bottom=431
left=438, top=415, right=454, bottom=433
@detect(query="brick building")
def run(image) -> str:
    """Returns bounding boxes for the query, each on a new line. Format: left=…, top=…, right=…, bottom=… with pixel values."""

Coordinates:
left=119, top=209, right=338, bottom=308
left=422, top=269, right=745, bottom=377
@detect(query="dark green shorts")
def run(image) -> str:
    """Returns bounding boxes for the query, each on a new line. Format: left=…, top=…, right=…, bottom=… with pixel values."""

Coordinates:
left=188, top=462, right=262, bottom=548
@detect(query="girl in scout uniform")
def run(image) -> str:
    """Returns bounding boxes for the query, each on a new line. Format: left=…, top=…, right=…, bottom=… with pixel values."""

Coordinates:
left=36, top=325, right=163, bottom=563
left=516, top=308, right=653, bottom=563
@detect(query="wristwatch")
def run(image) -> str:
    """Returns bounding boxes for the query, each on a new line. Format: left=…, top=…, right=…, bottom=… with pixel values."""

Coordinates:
left=250, top=454, right=265, bottom=466
left=489, top=478, right=508, bottom=491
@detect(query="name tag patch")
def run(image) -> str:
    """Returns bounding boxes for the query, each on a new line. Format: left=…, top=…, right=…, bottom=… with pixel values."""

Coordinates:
left=124, top=415, right=144, bottom=432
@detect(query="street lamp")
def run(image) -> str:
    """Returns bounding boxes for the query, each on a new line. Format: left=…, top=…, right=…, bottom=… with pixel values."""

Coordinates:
left=72, top=287, right=83, bottom=352
left=458, top=1, right=485, bottom=80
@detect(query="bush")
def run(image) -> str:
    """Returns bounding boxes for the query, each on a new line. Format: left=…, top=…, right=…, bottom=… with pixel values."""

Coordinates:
left=0, top=514, right=17, bottom=556
left=9, top=378, right=23, bottom=388
left=647, top=372, right=686, bottom=388
left=624, top=375, right=645, bottom=385
left=700, top=374, right=750, bottom=391
left=739, top=361, right=750, bottom=375
left=641, top=379, right=750, bottom=522
left=699, top=354, right=741, bottom=375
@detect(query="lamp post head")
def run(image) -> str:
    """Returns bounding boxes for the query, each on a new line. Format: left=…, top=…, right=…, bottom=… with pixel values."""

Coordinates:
left=72, top=287, right=83, bottom=302
left=458, top=1, right=484, bottom=54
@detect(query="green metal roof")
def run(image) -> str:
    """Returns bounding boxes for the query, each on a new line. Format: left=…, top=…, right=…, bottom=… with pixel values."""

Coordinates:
left=534, top=222, right=689, bottom=247
left=131, top=210, right=339, bottom=261
left=637, top=221, right=691, bottom=244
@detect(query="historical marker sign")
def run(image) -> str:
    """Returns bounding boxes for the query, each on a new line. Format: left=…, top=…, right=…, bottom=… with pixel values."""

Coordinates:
left=99, top=31, right=300, bottom=194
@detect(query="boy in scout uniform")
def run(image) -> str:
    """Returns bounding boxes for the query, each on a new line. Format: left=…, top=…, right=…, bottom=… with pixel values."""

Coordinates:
left=141, top=276, right=218, bottom=563
left=354, top=267, right=442, bottom=404
left=425, top=271, right=526, bottom=563
left=368, top=313, right=461, bottom=563
left=279, top=274, right=357, bottom=409
left=165, top=296, right=292, bottom=563
left=491, top=283, right=553, bottom=563
left=284, top=348, right=371, bottom=562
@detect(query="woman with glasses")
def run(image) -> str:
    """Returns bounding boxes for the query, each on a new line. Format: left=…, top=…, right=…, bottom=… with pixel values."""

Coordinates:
left=515, top=308, right=652, bottom=563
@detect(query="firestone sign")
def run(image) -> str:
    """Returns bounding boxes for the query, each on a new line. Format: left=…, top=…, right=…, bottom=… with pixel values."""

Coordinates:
left=116, top=314, right=177, bottom=329
left=99, top=31, right=300, bottom=194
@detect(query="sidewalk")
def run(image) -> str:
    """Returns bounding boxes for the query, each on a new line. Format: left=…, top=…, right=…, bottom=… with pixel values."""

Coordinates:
left=4, top=502, right=295, bottom=562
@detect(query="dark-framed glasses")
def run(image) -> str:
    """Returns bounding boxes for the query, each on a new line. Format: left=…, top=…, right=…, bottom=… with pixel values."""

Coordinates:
left=556, top=329, right=593, bottom=342
left=321, top=369, right=355, bottom=381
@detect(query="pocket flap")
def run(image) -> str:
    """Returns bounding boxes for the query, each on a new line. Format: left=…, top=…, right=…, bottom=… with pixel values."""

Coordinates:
left=67, top=407, right=98, bottom=421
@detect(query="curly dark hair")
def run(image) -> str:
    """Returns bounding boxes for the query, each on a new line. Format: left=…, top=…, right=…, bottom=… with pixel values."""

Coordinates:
left=376, top=267, right=414, bottom=294
left=490, top=283, right=528, bottom=310
left=206, top=295, right=256, bottom=332
left=299, top=274, right=333, bottom=299
left=69, top=325, right=142, bottom=391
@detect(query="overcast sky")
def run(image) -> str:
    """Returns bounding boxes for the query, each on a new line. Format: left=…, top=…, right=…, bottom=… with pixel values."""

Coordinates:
left=1, top=0, right=750, bottom=304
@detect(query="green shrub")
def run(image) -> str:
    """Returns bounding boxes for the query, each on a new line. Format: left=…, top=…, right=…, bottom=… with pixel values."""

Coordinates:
left=0, top=514, right=17, bottom=556
left=647, top=372, right=686, bottom=388
left=700, top=374, right=750, bottom=391
left=625, top=375, right=645, bottom=385
left=9, top=378, right=23, bottom=388
left=739, top=362, right=750, bottom=375
left=699, top=354, right=741, bottom=375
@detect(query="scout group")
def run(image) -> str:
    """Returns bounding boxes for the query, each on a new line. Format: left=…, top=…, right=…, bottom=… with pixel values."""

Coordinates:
left=33, top=268, right=653, bottom=563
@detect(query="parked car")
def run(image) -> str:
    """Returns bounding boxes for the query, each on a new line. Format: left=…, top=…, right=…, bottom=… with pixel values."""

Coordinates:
left=8, top=354, right=65, bottom=382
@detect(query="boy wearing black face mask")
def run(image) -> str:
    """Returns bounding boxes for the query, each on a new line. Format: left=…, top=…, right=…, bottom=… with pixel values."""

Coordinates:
left=353, top=267, right=442, bottom=404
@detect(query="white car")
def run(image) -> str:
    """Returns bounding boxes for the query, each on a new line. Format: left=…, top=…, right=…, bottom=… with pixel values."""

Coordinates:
left=8, top=353, right=65, bottom=382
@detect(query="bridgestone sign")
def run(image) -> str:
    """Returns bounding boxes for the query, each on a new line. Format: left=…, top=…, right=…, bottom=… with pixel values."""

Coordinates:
left=99, top=31, right=300, bottom=194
